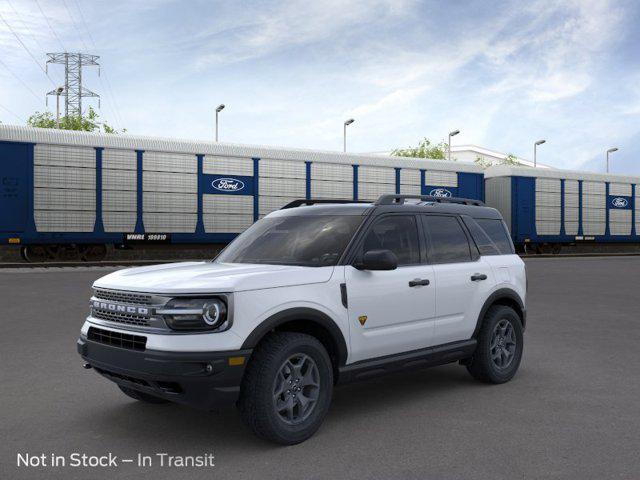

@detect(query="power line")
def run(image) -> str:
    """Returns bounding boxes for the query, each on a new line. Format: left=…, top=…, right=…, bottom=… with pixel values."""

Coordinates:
left=34, top=0, right=66, bottom=52
left=61, top=0, right=89, bottom=51
left=0, top=11, right=56, bottom=87
left=0, top=102, right=25, bottom=122
left=6, top=0, right=46, bottom=53
left=70, top=0, right=125, bottom=129
left=0, top=57, right=42, bottom=101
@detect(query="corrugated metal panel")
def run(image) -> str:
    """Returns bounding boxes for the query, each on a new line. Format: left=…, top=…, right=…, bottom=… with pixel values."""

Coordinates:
left=536, top=206, right=561, bottom=221
left=609, top=183, right=632, bottom=196
left=143, top=151, right=197, bottom=173
left=582, top=195, right=605, bottom=208
left=103, top=190, right=136, bottom=211
left=103, top=169, right=136, bottom=191
left=311, top=162, right=353, bottom=182
left=583, top=222, right=605, bottom=235
left=259, top=196, right=299, bottom=216
left=143, top=192, right=197, bottom=213
left=358, top=183, right=396, bottom=201
left=564, top=180, right=579, bottom=193
left=34, top=188, right=95, bottom=211
left=399, top=184, right=421, bottom=195
left=103, top=149, right=136, bottom=170
left=564, top=193, right=579, bottom=208
left=535, top=178, right=561, bottom=192
left=143, top=213, right=197, bottom=232
left=582, top=181, right=606, bottom=195
left=0, top=125, right=483, bottom=174
left=204, top=214, right=254, bottom=233
left=258, top=177, right=306, bottom=197
left=203, top=156, right=253, bottom=176
left=259, top=159, right=306, bottom=179
left=609, top=209, right=631, bottom=235
left=485, top=164, right=640, bottom=185
left=583, top=209, right=606, bottom=222
left=203, top=194, right=253, bottom=214
left=484, top=177, right=511, bottom=231
left=103, top=211, right=136, bottom=232
left=425, top=170, right=457, bottom=187
left=34, top=210, right=95, bottom=232
left=565, top=222, right=579, bottom=235
left=310, top=180, right=353, bottom=199
left=535, top=191, right=561, bottom=207
left=34, top=144, right=95, bottom=168
left=400, top=169, right=421, bottom=186
left=34, top=165, right=95, bottom=190
left=143, top=171, right=197, bottom=193
left=358, top=166, right=395, bottom=184
left=536, top=221, right=560, bottom=235
left=565, top=206, right=579, bottom=223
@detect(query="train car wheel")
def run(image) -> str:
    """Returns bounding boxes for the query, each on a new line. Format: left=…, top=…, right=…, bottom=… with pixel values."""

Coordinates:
left=551, top=243, right=562, bottom=255
left=22, top=245, right=49, bottom=263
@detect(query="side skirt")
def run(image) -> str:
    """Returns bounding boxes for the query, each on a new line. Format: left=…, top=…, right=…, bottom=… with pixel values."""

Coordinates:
left=337, top=339, right=477, bottom=384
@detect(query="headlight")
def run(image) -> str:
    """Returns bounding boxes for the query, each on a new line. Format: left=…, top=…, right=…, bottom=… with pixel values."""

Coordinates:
left=158, top=297, right=229, bottom=332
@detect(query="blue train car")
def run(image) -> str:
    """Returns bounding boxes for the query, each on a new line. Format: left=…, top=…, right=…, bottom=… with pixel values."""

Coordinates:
left=0, top=125, right=485, bottom=261
left=485, top=165, right=640, bottom=253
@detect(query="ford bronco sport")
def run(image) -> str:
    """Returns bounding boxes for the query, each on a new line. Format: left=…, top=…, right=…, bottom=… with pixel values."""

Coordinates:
left=78, top=194, right=526, bottom=444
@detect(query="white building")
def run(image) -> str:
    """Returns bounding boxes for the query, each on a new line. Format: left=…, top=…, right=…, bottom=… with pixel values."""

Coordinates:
left=450, top=145, right=552, bottom=169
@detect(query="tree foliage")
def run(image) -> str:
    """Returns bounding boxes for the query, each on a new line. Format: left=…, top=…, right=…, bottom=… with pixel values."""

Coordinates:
left=391, top=138, right=451, bottom=160
left=474, top=153, right=522, bottom=169
left=27, top=107, right=125, bottom=133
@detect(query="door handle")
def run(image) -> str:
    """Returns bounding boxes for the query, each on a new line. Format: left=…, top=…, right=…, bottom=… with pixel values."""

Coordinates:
left=471, top=273, right=488, bottom=281
left=409, top=278, right=430, bottom=287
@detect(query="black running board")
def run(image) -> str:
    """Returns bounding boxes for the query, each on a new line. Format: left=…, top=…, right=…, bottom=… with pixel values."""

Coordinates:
left=337, top=339, right=477, bottom=384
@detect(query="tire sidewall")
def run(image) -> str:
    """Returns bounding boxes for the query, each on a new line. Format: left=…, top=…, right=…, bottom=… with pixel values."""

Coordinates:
left=479, top=307, right=524, bottom=383
left=259, top=336, right=334, bottom=443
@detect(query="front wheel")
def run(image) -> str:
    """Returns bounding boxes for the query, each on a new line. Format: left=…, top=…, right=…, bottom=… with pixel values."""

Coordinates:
left=466, top=305, right=523, bottom=384
left=238, top=332, right=334, bottom=445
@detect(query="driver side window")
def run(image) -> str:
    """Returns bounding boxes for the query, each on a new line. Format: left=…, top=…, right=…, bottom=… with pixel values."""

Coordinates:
left=361, top=215, right=420, bottom=266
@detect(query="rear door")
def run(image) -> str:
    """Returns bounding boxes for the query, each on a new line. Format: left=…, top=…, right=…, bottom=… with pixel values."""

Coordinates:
left=345, top=214, right=436, bottom=363
left=421, top=214, right=496, bottom=345
left=0, top=142, right=29, bottom=232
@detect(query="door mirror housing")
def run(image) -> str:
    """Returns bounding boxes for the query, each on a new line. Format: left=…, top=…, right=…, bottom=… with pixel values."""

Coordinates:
left=355, top=249, right=398, bottom=271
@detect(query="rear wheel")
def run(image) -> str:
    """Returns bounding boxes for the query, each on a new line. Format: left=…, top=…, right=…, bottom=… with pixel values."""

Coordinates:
left=238, top=332, right=334, bottom=445
left=466, top=305, right=523, bottom=384
left=118, top=385, right=169, bottom=404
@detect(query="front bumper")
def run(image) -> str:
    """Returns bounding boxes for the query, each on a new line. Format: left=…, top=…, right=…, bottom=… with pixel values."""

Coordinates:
left=77, top=336, right=252, bottom=410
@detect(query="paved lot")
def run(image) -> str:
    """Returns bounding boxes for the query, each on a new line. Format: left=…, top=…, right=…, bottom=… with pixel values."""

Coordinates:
left=1, top=257, right=639, bottom=480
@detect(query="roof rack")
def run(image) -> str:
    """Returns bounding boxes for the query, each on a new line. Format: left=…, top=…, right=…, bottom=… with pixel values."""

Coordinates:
left=280, top=199, right=370, bottom=209
left=375, top=194, right=485, bottom=206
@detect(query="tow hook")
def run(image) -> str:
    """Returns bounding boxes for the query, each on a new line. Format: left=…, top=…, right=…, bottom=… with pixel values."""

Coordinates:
left=83, top=363, right=92, bottom=370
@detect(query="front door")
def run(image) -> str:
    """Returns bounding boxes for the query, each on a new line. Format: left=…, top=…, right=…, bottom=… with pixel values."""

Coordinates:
left=345, top=215, right=436, bottom=363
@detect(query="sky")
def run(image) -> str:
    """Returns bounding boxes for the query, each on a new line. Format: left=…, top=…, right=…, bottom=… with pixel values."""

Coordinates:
left=0, top=0, right=639, bottom=174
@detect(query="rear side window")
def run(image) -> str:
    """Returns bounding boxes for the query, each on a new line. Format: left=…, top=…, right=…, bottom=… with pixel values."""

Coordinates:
left=462, top=217, right=500, bottom=256
left=361, top=215, right=420, bottom=266
left=422, top=215, right=472, bottom=264
left=475, top=218, right=514, bottom=254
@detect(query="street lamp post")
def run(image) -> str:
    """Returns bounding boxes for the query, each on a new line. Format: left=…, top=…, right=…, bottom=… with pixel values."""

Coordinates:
left=215, top=104, right=225, bottom=142
left=448, top=129, right=460, bottom=161
left=534, top=139, right=546, bottom=167
left=343, top=118, right=355, bottom=152
left=55, top=86, right=64, bottom=128
left=606, top=147, right=618, bottom=173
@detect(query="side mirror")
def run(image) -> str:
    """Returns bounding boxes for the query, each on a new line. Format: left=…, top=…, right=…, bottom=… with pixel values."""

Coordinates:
left=355, top=249, right=398, bottom=271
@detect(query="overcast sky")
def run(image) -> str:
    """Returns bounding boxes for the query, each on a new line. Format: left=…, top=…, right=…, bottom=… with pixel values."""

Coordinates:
left=1, top=0, right=639, bottom=173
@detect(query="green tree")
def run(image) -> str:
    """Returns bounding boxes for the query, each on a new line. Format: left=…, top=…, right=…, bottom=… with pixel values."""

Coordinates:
left=27, top=107, right=125, bottom=133
left=474, top=152, right=523, bottom=169
left=391, top=138, right=451, bottom=160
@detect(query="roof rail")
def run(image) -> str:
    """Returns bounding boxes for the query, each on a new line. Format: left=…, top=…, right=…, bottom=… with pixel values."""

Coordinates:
left=375, top=194, right=485, bottom=206
left=280, top=199, right=369, bottom=209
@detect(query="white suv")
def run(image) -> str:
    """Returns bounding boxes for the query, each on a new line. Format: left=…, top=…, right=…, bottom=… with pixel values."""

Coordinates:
left=78, top=195, right=526, bottom=444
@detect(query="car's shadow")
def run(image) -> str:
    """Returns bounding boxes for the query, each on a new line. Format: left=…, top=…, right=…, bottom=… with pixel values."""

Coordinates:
left=83, top=364, right=485, bottom=450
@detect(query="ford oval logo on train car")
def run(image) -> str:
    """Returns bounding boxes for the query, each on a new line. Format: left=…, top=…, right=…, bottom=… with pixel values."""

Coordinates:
left=430, top=188, right=452, bottom=198
left=211, top=178, right=245, bottom=192
left=611, top=197, right=628, bottom=208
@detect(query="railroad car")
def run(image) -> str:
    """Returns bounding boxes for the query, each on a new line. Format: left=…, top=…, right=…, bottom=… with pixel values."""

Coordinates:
left=485, top=165, right=640, bottom=253
left=0, top=125, right=484, bottom=261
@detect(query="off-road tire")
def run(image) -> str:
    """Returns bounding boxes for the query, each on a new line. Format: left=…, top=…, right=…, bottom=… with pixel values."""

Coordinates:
left=466, top=305, right=523, bottom=384
left=118, top=385, right=170, bottom=404
left=238, top=332, right=334, bottom=445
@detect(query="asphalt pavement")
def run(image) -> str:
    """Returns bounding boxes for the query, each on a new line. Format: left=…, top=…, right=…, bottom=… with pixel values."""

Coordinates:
left=1, top=256, right=639, bottom=480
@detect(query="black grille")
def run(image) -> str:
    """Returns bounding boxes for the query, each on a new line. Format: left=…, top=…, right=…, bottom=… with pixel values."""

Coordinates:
left=93, top=289, right=153, bottom=305
left=92, top=309, right=151, bottom=327
left=88, top=327, right=147, bottom=351
left=94, top=367, right=150, bottom=386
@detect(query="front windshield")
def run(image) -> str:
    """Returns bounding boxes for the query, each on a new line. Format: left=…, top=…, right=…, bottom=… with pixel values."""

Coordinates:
left=215, top=215, right=363, bottom=267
